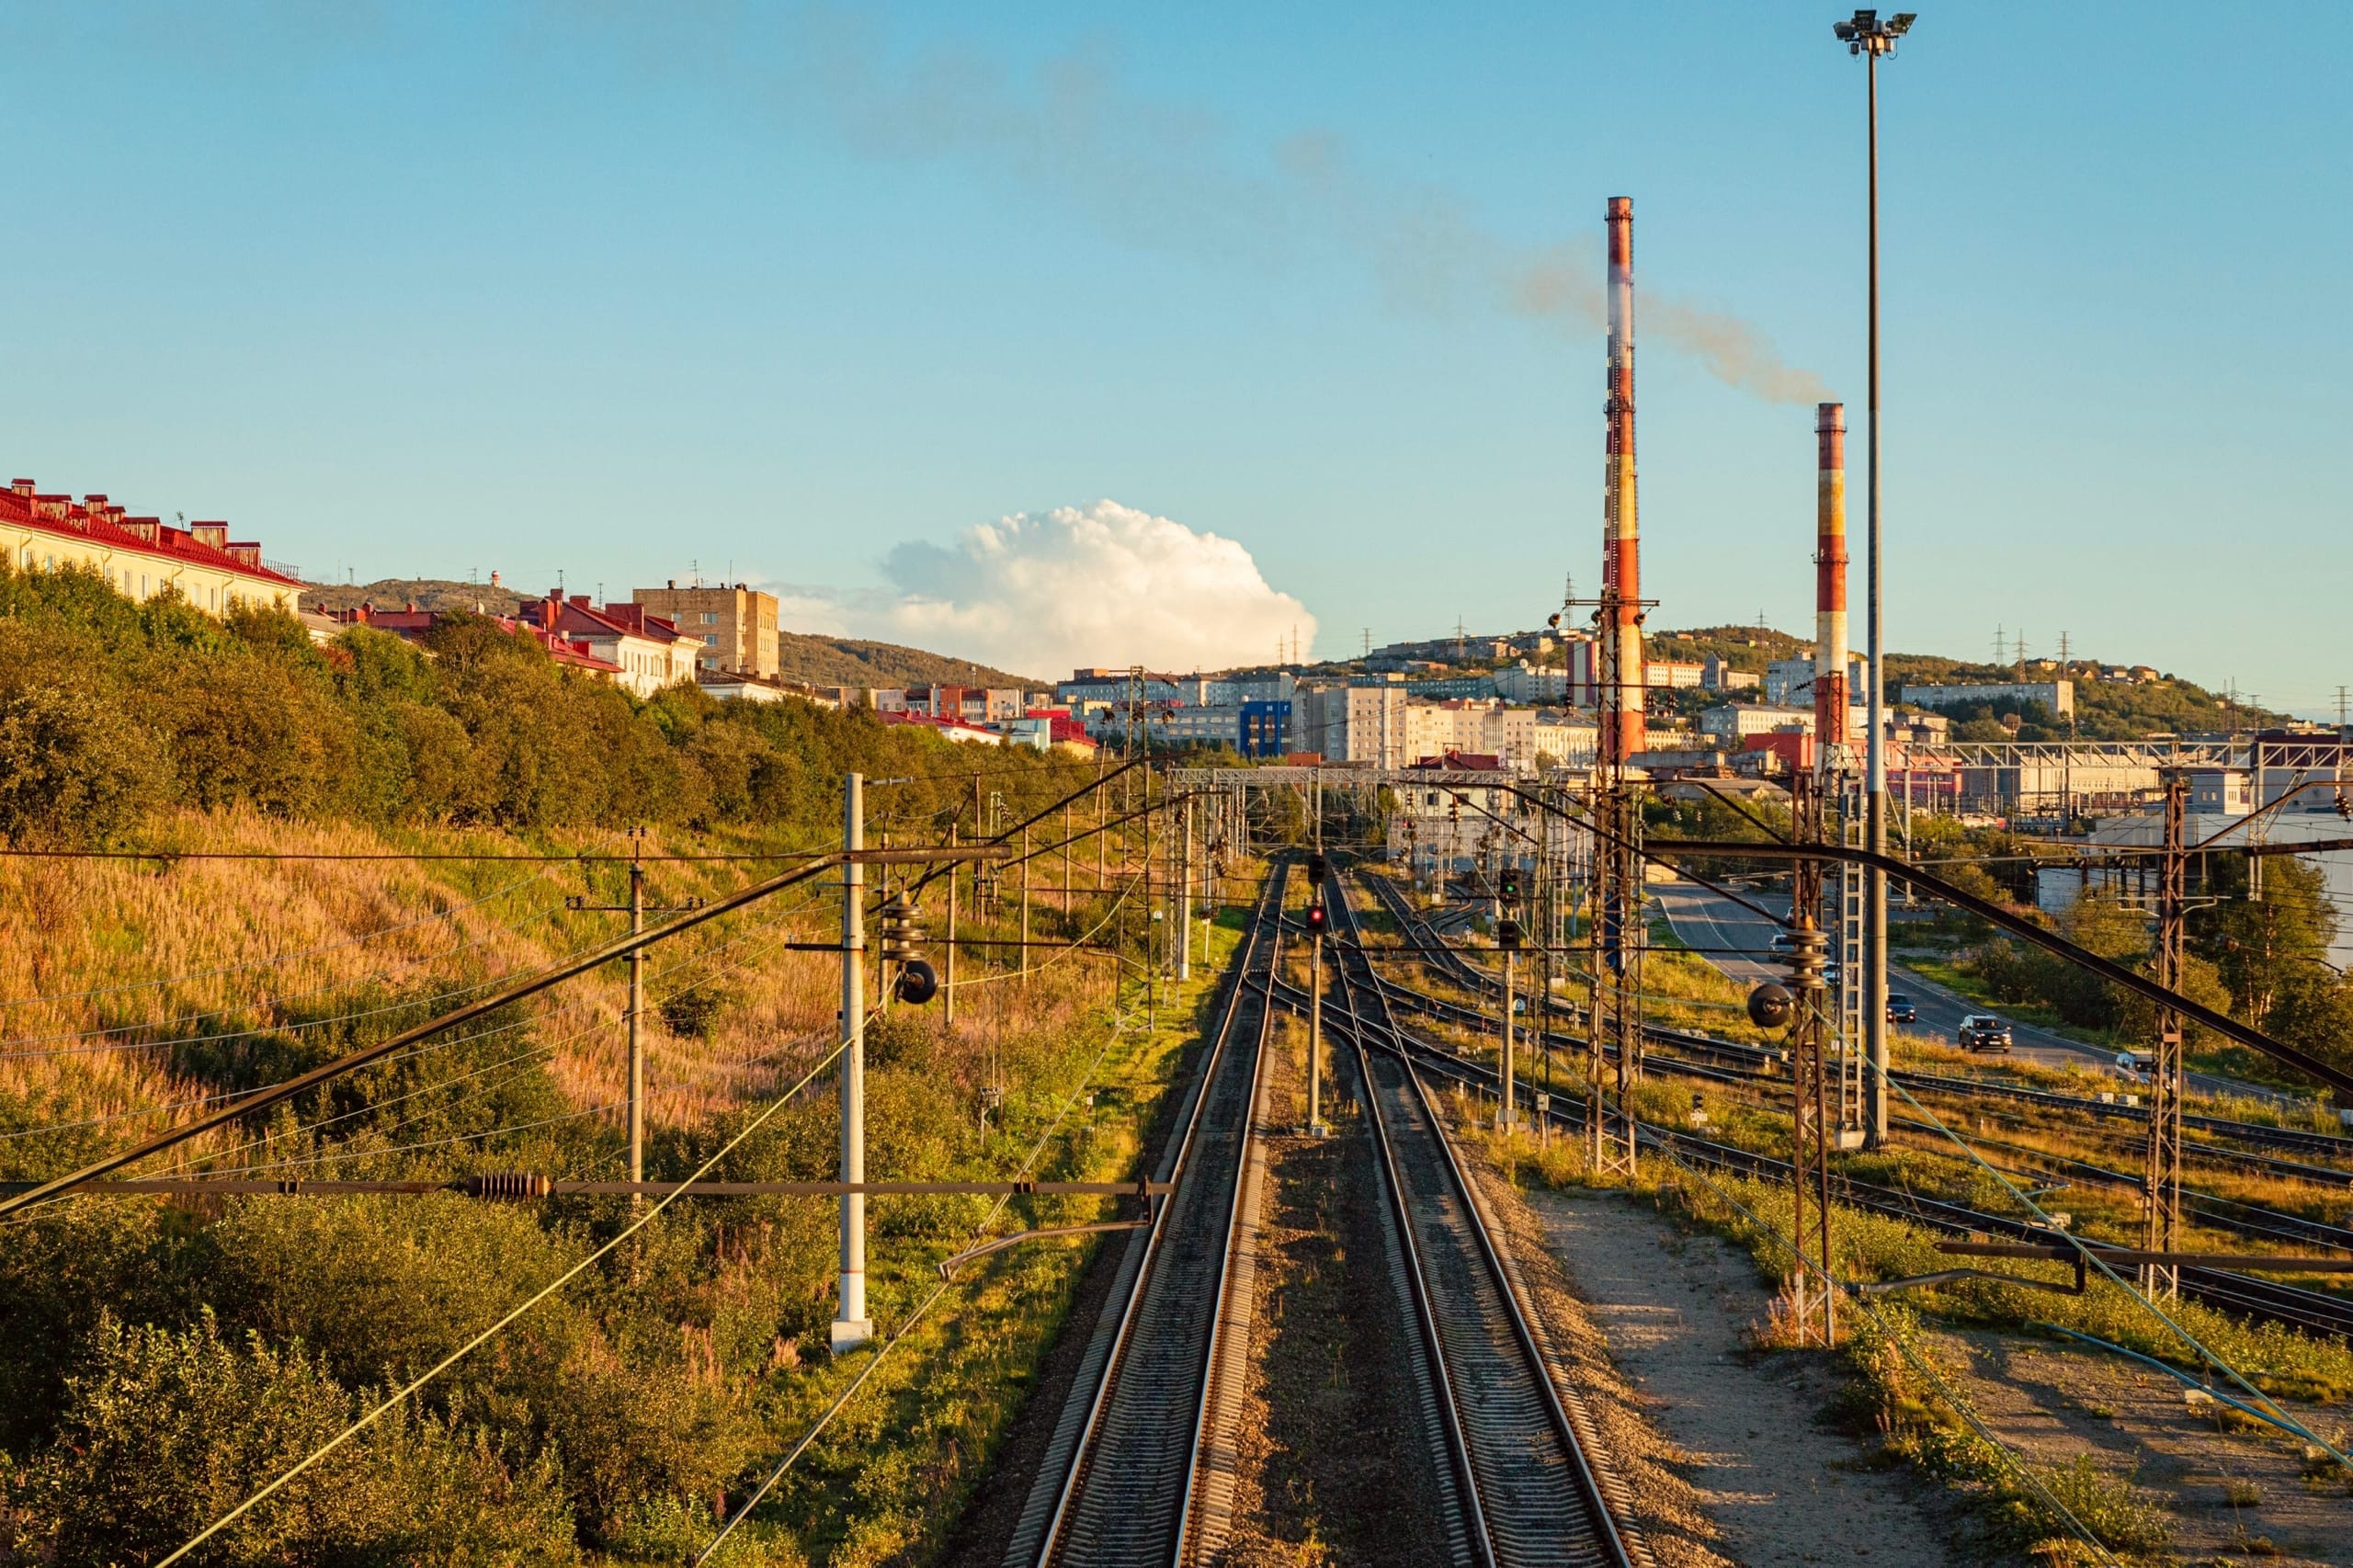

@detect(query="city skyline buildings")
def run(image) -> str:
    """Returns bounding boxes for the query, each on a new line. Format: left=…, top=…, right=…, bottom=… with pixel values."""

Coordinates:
left=0, top=5, right=2344, bottom=714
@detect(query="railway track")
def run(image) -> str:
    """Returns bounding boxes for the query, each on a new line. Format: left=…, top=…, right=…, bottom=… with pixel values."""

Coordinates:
left=1005, top=864, right=1286, bottom=1568
left=1360, top=874, right=2353, bottom=1166
left=1340, top=870, right=2353, bottom=1343
left=1317, top=867, right=1643, bottom=1568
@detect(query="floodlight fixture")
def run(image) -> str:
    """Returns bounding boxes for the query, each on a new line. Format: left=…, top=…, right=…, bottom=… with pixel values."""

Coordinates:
left=1835, top=7, right=1917, bottom=55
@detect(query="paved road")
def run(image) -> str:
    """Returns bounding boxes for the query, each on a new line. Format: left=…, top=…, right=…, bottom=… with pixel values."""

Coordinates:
left=1651, top=880, right=2120, bottom=1076
left=1653, top=879, right=2311, bottom=1105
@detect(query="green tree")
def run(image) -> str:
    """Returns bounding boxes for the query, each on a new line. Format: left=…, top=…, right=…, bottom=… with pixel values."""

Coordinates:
left=2194, top=856, right=2338, bottom=1028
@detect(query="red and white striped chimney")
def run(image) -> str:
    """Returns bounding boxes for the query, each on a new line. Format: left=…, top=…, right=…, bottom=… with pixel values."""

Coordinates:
left=1601, top=196, right=1645, bottom=763
left=1814, top=402, right=1850, bottom=761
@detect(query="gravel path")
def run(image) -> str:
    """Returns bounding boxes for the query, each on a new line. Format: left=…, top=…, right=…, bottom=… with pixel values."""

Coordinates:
left=1525, top=1186, right=1953, bottom=1567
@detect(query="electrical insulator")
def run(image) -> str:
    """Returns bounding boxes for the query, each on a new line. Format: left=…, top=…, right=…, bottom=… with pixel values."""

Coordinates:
left=1496, top=915, right=1522, bottom=950
left=1747, top=982, right=1795, bottom=1030
left=879, top=895, right=925, bottom=962
left=879, top=894, right=938, bottom=1004
left=1305, top=903, right=1328, bottom=936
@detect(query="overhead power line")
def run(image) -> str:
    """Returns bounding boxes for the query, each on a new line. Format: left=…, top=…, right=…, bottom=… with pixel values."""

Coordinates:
left=0, top=846, right=1006, bottom=1221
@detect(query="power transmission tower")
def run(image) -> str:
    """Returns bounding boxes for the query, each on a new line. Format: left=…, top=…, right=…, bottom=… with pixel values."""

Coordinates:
left=1788, top=772, right=1838, bottom=1345
left=2143, top=770, right=2187, bottom=1298
left=1587, top=620, right=1643, bottom=1178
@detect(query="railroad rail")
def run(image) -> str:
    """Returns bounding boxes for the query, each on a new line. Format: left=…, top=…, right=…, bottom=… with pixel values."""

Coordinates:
left=1359, top=874, right=2353, bottom=1165
left=1005, top=862, right=1286, bottom=1568
left=1316, top=866, right=1643, bottom=1568
left=1344, top=871, right=2353, bottom=1343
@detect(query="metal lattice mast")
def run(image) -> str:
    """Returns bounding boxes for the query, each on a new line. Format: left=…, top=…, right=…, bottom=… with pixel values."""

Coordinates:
left=2143, top=770, right=2188, bottom=1297
left=1788, top=772, right=1837, bottom=1346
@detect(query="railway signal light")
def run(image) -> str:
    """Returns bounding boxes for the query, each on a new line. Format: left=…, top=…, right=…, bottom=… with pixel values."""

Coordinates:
left=1497, top=867, right=1523, bottom=904
left=1305, top=902, right=1328, bottom=936
left=1306, top=852, right=1327, bottom=884
left=1496, top=915, right=1522, bottom=951
left=894, top=959, right=939, bottom=1006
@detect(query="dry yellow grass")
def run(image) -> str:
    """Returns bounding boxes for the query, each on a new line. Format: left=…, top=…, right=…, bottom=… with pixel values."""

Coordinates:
left=0, top=808, right=1142, bottom=1173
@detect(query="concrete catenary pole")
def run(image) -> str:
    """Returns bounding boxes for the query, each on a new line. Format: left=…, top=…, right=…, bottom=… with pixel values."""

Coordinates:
left=832, top=772, right=873, bottom=1353
left=1177, top=795, right=1193, bottom=982
left=1602, top=195, right=1647, bottom=765
left=1499, top=947, right=1517, bottom=1133
left=627, top=840, right=645, bottom=1196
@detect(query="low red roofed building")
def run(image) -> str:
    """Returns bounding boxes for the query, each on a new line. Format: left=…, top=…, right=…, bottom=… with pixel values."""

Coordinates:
left=324, top=600, right=623, bottom=682
left=879, top=710, right=1003, bottom=746
left=1, top=477, right=303, bottom=616
left=516, top=591, right=699, bottom=699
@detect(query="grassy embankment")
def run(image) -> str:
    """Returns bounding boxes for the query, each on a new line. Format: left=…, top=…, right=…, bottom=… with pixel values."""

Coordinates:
left=0, top=804, right=1258, bottom=1564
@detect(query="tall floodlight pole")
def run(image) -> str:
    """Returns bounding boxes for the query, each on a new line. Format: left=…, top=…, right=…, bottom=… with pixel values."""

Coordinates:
left=1834, top=7, right=1916, bottom=1150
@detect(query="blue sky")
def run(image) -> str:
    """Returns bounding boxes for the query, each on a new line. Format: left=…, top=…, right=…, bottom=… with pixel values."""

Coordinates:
left=3, top=2, right=2347, bottom=709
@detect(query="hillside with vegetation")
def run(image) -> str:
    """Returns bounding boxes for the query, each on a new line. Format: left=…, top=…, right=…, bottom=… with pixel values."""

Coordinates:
left=304, top=577, right=1040, bottom=691
left=1885, top=652, right=2295, bottom=740
left=0, top=562, right=1190, bottom=1562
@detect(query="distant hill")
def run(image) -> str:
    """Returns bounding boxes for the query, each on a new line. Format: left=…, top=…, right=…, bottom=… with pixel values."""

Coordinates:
left=303, top=578, right=1039, bottom=690
left=774, top=632, right=1038, bottom=691
left=303, top=577, right=526, bottom=615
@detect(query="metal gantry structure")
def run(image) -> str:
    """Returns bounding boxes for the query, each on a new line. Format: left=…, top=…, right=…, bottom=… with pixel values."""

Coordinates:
left=1787, top=774, right=1840, bottom=1346
left=2143, top=770, right=2189, bottom=1298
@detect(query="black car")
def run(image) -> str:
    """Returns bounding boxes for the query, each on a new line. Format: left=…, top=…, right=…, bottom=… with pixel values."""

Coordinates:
left=1886, top=993, right=1918, bottom=1024
left=1957, top=1014, right=2013, bottom=1053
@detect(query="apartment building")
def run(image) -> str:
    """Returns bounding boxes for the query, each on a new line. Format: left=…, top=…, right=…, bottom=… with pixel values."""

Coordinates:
left=1, top=477, right=301, bottom=616
left=631, top=582, right=779, bottom=676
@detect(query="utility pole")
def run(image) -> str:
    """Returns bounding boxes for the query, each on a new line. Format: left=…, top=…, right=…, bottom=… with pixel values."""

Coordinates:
left=1018, top=824, right=1031, bottom=981
left=1834, top=5, right=1916, bottom=1153
left=832, top=772, right=873, bottom=1353
left=1307, top=848, right=1328, bottom=1137
left=1143, top=767, right=1156, bottom=1030
left=944, top=824, right=958, bottom=1027
left=562, top=828, right=704, bottom=1204
left=628, top=843, right=644, bottom=1190
left=2143, top=769, right=2187, bottom=1298
left=1177, top=793, right=1193, bottom=982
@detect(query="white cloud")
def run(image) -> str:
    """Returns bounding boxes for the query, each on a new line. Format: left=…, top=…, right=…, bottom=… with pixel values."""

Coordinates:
left=800, top=500, right=1313, bottom=677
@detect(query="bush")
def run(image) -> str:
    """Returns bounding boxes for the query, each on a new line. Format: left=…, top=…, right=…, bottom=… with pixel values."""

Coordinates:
left=7, top=1312, right=578, bottom=1565
left=206, top=1196, right=583, bottom=1388
left=0, top=676, right=169, bottom=842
